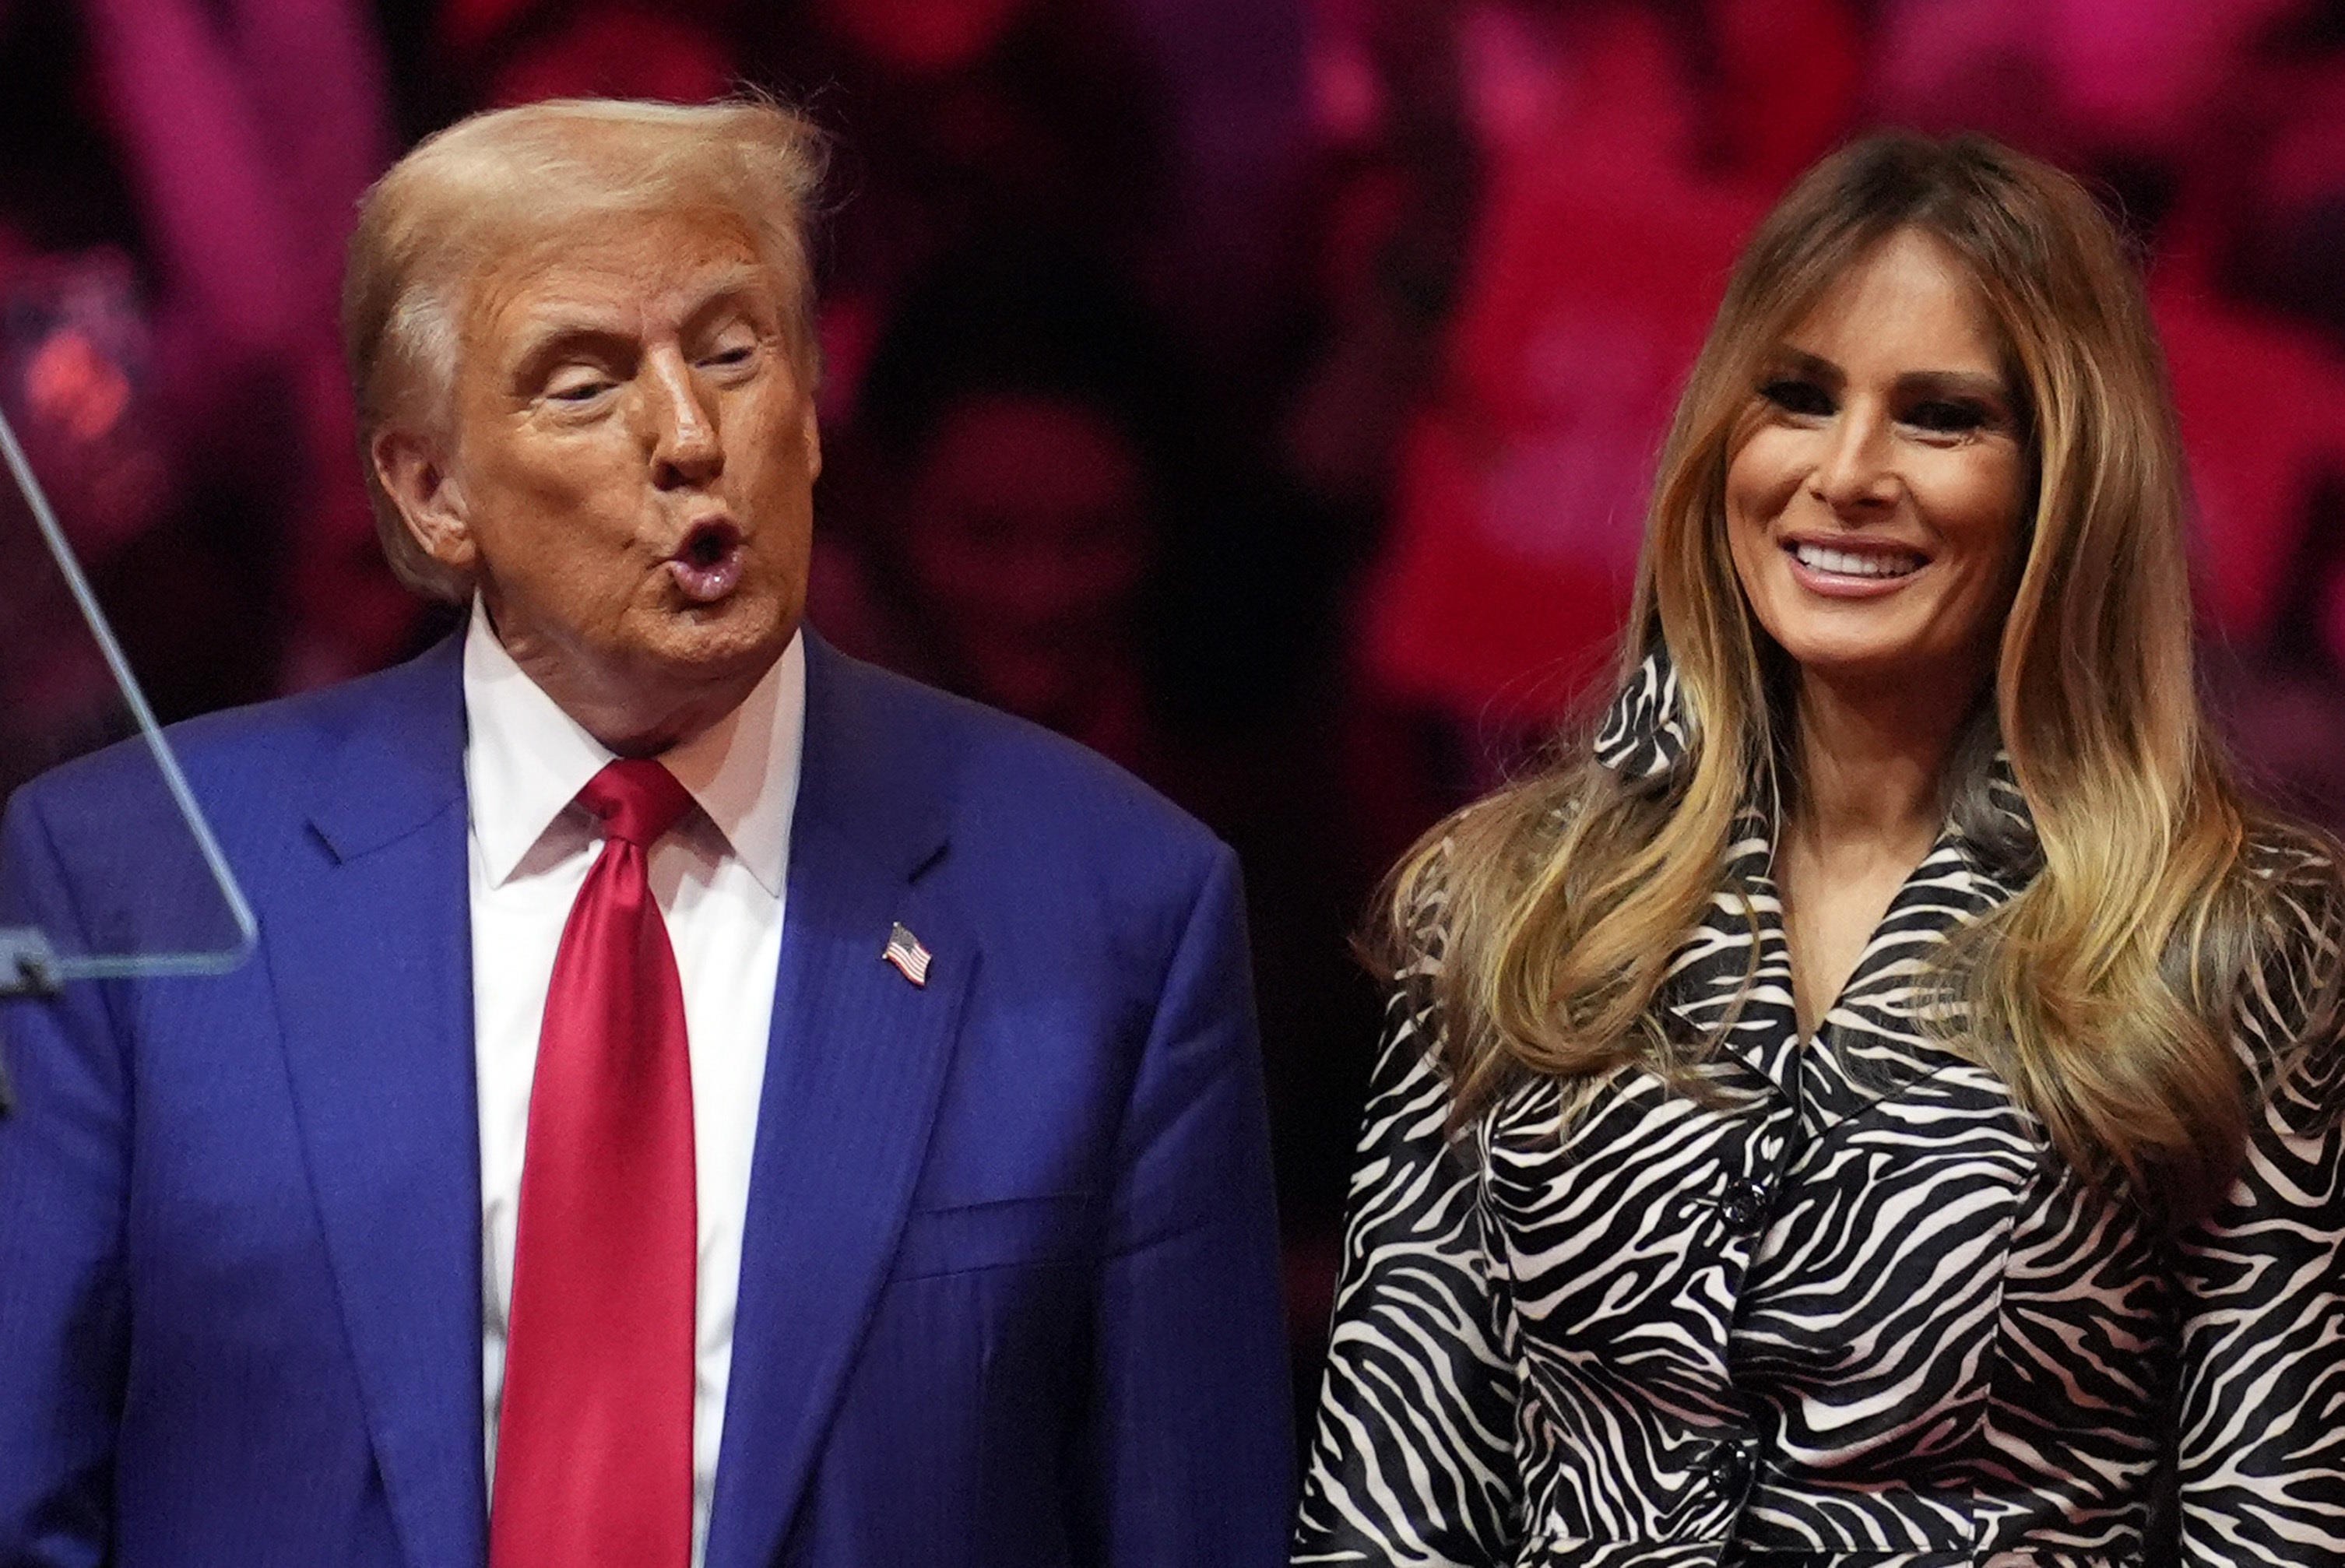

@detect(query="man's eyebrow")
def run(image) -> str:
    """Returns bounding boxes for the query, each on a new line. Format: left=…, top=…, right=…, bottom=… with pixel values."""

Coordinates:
left=676, top=271, right=772, bottom=337
left=504, top=272, right=775, bottom=388
left=507, top=318, right=634, bottom=388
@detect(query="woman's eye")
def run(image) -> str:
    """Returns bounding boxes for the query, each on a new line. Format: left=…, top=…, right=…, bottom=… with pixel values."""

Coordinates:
left=1760, top=378, right=1833, bottom=417
left=1905, top=399, right=1988, bottom=434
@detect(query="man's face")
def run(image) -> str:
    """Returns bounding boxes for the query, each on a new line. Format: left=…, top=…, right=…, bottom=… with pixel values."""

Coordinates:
left=424, top=206, right=818, bottom=724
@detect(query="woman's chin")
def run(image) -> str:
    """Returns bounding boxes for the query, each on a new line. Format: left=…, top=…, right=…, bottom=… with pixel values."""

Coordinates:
left=1770, top=631, right=1978, bottom=698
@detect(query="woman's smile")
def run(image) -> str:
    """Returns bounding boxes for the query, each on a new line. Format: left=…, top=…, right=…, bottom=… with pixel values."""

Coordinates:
left=1724, top=227, right=2027, bottom=695
left=1781, top=533, right=1932, bottom=596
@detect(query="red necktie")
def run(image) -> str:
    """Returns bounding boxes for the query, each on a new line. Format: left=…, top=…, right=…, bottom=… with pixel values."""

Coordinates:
left=491, top=759, right=697, bottom=1568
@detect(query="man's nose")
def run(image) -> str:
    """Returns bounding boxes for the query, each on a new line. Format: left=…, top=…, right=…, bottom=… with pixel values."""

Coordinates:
left=642, top=350, right=723, bottom=488
left=1808, top=406, right=1897, bottom=514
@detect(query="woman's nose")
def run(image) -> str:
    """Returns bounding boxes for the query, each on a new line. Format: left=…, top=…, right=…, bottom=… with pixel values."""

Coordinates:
left=1808, top=408, right=1897, bottom=513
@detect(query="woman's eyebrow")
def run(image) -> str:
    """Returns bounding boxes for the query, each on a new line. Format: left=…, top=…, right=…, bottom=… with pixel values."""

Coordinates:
left=1894, top=368, right=2010, bottom=404
left=1763, top=348, right=1843, bottom=385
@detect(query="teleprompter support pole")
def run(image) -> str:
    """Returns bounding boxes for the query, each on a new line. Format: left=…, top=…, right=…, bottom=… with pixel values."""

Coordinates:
left=0, top=926, right=58, bottom=1117
left=2, top=928, right=59, bottom=998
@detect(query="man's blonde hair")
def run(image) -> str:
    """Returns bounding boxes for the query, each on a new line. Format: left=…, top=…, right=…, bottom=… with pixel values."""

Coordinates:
left=342, top=96, right=827, bottom=599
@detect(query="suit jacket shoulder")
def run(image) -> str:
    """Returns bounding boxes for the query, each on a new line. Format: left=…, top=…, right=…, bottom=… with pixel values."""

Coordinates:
left=4, top=637, right=466, bottom=955
left=798, top=639, right=1234, bottom=926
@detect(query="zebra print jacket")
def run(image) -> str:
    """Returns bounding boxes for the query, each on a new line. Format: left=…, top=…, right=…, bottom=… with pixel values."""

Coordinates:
left=1294, top=655, right=2345, bottom=1568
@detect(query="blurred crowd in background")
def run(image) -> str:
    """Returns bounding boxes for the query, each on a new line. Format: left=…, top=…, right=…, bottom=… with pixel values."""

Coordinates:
left=9, top=0, right=2345, bottom=1429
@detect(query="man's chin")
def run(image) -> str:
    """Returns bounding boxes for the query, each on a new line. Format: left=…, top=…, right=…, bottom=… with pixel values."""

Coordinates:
left=634, top=594, right=793, bottom=683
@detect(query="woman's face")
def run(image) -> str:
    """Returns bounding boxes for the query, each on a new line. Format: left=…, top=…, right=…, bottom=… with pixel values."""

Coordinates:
left=1724, top=227, right=2028, bottom=703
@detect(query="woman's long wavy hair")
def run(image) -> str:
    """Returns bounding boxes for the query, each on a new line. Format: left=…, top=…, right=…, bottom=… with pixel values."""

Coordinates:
left=1388, top=131, right=2340, bottom=1222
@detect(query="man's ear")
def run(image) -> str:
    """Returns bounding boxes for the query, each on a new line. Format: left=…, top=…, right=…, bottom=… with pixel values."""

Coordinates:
left=372, top=427, right=476, bottom=575
left=800, top=400, right=822, bottom=484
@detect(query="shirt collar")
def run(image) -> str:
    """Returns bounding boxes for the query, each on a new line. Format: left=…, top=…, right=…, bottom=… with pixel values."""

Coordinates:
left=659, top=627, right=803, bottom=898
left=461, top=598, right=805, bottom=897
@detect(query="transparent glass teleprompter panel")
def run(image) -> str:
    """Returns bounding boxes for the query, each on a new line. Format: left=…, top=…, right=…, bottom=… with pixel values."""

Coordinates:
left=0, top=396, right=256, bottom=997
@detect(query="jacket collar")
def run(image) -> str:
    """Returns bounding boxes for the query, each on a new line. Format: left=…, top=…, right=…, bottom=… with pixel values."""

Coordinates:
left=280, top=632, right=485, bottom=1568
left=1594, top=645, right=2037, bottom=1123
left=1592, top=648, right=1697, bottom=789
left=1592, top=643, right=2037, bottom=865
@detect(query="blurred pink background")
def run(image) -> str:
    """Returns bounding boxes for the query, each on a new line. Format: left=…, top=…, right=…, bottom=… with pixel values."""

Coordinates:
left=9, top=0, right=2345, bottom=1429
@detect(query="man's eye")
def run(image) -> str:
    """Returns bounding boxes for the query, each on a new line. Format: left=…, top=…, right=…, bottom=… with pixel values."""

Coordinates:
left=1760, top=378, right=1833, bottom=417
left=546, top=375, right=611, bottom=403
left=700, top=344, right=756, bottom=370
left=1905, top=399, right=1988, bottom=434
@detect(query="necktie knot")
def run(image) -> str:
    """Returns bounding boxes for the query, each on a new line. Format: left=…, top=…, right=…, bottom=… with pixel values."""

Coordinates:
left=578, top=759, right=694, bottom=848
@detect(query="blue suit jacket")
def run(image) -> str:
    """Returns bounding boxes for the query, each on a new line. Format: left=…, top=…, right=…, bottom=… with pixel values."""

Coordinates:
left=0, top=631, right=1292, bottom=1568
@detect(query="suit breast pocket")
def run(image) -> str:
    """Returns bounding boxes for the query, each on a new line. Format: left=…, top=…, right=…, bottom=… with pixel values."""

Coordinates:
left=889, top=1192, right=1102, bottom=1281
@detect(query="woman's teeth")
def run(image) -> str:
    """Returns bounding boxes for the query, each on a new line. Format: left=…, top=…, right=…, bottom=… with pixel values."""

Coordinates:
left=1791, top=542, right=1922, bottom=578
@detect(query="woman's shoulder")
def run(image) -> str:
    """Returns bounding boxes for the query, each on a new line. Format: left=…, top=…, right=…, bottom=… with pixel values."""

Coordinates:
left=1381, top=814, right=1464, bottom=981
left=2239, top=817, right=2345, bottom=964
left=1382, top=785, right=1581, bottom=974
left=2241, top=814, right=2345, bottom=878
left=2231, top=817, right=2345, bottom=1123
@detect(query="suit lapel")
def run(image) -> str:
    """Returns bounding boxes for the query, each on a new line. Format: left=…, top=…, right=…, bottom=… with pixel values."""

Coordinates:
left=268, top=636, right=488, bottom=1568
left=705, top=636, right=972, bottom=1568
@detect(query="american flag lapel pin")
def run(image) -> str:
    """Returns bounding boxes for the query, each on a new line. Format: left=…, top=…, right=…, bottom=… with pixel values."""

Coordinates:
left=882, top=922, right=932, bottom=988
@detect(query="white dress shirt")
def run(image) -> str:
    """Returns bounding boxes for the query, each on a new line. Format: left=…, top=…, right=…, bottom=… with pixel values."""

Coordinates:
left=462, top=600, right=803, bottom=1568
